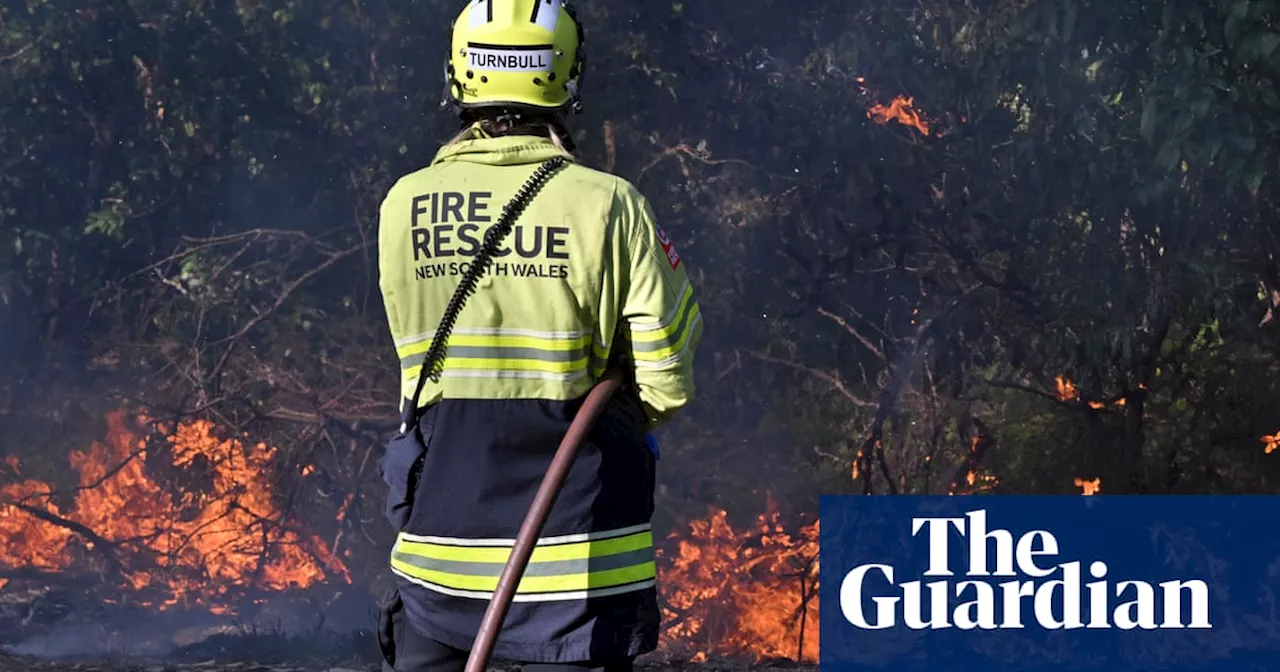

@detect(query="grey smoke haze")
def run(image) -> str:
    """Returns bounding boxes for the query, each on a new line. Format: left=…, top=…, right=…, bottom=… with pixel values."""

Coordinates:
left=3, top=588, right=377, bottom=660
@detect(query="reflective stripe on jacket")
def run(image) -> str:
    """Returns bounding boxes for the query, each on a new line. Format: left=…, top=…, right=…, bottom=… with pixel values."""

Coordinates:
left=391, top=523, right=656, bottom=601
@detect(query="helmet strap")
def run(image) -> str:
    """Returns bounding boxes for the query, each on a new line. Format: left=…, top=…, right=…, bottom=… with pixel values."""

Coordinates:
left=566, top=81, right=583, bottom=115
left=440, top=58, right=461, bottom=112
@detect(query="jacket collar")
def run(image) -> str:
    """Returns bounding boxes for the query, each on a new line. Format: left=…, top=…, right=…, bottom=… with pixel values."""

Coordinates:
left=431, top=126, right=573, bottom=167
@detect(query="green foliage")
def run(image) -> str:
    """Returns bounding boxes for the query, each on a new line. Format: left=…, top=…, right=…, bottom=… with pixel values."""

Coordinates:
left=0, top=0, right=1278, bottom=553
left=1140, top=0, right=1280, bottom=193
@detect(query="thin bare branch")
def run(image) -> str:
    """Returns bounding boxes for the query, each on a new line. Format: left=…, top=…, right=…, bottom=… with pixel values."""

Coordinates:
left=215, top=243, right=368, bottom=344
left=817, top=306, right=886, bottom=360
left=0, top=43, right=34, bottom=63
left=743, top=350, right=879, bottom=408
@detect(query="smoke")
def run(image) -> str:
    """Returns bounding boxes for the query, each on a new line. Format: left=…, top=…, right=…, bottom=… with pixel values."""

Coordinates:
left=7, top=619, right=204, bottom=660
left=0, top=274, right=15, bottom=380
left=2, top=589, right=378, bottom=662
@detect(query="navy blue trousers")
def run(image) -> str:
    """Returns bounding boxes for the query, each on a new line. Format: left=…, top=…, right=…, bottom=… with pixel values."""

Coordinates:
left=378, top=588, right=636, bottom=672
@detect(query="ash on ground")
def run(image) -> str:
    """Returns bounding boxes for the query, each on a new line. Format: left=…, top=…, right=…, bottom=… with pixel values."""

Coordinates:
left=1, top=581, right=814, bottom=672
left=1, top=580, right=377, bottom=663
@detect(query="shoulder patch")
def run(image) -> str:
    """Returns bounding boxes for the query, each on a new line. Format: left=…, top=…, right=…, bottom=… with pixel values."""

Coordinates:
left=654, top=226, right=681, bottom=270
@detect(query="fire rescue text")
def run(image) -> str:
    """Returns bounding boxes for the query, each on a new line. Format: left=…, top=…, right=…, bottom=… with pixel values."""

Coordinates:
left=839, top=509, right=1212, bottom=631
left=409, top=191, right=569, bottom=280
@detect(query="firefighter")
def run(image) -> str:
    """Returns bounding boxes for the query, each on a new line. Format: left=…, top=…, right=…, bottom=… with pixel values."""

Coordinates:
left=374, top=1, right=703, bottom=671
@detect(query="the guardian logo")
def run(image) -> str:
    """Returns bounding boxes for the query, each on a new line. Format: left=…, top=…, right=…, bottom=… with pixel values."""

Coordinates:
left=840, top=510, right=1211, bottom=631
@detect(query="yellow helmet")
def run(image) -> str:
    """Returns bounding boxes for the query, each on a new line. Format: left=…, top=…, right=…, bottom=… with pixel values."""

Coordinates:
left=442, top=0, right=586, bottom=114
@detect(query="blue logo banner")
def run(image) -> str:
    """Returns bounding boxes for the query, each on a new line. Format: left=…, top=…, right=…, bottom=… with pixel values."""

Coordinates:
left=819, top=496, right=1280, bottom=671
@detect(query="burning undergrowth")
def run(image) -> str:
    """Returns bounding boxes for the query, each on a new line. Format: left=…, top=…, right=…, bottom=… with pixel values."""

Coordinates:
left=0, top=410, right=823, bottom=663
left=0, top=412, right=349, bottom=610
left=657, top=508, right=819, bottom=663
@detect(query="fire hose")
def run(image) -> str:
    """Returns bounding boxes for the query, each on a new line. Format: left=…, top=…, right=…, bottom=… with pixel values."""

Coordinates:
left=463, top=366, right=625, bottom=672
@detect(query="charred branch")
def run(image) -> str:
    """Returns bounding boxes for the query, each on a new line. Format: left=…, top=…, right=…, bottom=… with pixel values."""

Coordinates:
left=0, top=501, right=123, bottom=574
left=946, top=418, right=996, bottom=495
left=855, top=290, right=972, bottom=494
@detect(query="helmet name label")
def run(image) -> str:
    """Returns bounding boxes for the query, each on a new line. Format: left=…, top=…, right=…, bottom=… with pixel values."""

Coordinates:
left=466, top=46, right=553, bottom=72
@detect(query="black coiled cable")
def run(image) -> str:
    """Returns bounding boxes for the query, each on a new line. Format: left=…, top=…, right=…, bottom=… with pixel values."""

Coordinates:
left=403, top=156, right=567, bottom=416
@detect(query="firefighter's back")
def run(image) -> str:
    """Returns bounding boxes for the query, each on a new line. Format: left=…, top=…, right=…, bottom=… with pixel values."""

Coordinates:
left=380, top=142, right=626, bottom=408
left=377, top=133, right=690, bottom=663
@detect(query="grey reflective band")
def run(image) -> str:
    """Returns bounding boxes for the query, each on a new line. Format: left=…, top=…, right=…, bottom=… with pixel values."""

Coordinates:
left=391, top=546, right=653, bottom=579
left=390, top=525, right=658, bottom=601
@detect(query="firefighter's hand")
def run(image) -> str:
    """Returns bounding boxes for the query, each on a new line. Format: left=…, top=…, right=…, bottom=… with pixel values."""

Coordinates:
left=644, top=433, right=661, bottom=460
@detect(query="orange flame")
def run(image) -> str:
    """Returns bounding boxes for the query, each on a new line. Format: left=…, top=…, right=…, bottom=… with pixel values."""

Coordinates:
left=962, top=470, right=999, bottom=494
left=867, top=96, right=932, bottom=136
left=946, top=436, right=999, bottom=496
left=658, top=508, right=819, bottom=662
left=1074, top=477, right=1101, bottom=495
left=1055, top=375, right=1078, bottom=401
left=1263, top=433, right=1280, bottom=455
left=0, top=471, right=73, bottom=593
left=947, top=469, right=998, bottom=496
left=854, top=77, right=935, bottom=136
left=0, top=411, right=349, bottom=609
left=1056, top=375, right=1127, bottom=409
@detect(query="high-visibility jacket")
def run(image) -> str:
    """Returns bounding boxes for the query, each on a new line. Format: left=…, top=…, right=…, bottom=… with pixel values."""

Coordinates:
left=376, top=132, right=702, bottom=663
